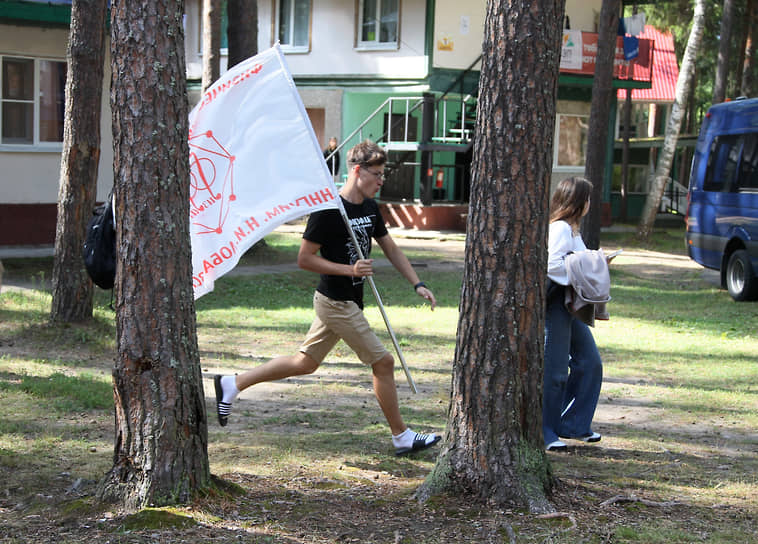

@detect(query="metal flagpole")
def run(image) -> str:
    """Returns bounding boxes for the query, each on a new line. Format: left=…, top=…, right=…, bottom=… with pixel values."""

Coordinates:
left=336, top=202, right=419, bottom=394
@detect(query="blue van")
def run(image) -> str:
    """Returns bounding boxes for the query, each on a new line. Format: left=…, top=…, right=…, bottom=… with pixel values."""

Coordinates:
left=685, top=97, right=758, bottom=301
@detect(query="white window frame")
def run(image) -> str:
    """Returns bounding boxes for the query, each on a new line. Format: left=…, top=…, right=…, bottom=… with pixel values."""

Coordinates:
left=356, top=0, right=400, bottom=51
left=275, top=0, right=312, bottom=54
left=0, top=55, right=66, bottom=151
left=553, top=113, right=589, bottom=171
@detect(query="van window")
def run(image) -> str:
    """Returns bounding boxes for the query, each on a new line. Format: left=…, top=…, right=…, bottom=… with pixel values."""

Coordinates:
left=737, top=133, right=758, bottom=192
left=704, top=135, right=741, bottom=192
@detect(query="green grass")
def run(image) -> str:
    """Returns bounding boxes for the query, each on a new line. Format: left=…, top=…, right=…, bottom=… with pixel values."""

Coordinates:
left=0, top=371, right=113, bottom=412
left=1, top=226, right=757, bottom=542
left=0, top=257, right=54, bottom=283
left=601, top=226, right=688, bottom=255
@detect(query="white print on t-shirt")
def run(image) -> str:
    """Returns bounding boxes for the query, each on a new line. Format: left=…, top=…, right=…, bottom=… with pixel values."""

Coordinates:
left=347, top=214, right=374, bottom=286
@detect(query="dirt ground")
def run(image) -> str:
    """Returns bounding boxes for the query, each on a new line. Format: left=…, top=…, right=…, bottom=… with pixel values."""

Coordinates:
left=1, top=231, right=755, bottom=543
left=223, top=234, right=723, bottom=442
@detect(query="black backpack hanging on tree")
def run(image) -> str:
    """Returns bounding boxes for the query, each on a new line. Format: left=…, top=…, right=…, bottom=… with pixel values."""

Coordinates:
left=82, top=192, right=116, bottom=289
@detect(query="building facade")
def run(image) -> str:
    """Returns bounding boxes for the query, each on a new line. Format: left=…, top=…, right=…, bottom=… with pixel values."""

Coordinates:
left=0, top=0, right=665, bottom=244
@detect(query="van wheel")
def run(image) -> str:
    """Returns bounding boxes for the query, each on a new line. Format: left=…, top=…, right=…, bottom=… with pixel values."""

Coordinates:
left=726, top=250, right=758, bottom=301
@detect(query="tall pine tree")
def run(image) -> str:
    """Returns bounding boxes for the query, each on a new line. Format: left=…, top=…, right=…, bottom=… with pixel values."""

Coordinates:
left=50, top=0, right=107, bottom=323
left=97, top=0, right=209, bottom=509
left=417, top=0, right=564, bottom=512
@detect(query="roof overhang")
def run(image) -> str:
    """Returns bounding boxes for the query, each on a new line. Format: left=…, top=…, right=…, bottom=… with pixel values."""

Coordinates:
left=0, top=1, right=72, bottom=27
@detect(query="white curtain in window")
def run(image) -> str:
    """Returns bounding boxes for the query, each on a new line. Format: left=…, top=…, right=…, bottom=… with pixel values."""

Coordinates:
left=279, top=0, right=309, bottom=48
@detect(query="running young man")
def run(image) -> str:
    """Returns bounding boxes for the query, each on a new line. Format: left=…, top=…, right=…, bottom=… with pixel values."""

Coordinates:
left=214, top=140, right=441, bottom=456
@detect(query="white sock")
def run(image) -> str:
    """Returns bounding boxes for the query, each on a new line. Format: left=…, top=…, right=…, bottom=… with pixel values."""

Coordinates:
left=220, top=375, right=239, bottom=404
left=392, top=428, right=415, bottom=448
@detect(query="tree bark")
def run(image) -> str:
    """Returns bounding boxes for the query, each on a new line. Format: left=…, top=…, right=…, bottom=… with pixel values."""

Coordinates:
left=50, top=0, right=107, bottom=323
left=97, top=0, right=210, bottom=510
left=620, top=88, right=632, bottom=223
left=713, top=0, right=735, bottom=104
left=741, top=0, right=757, bottom=96
left=416, top=0, right=563, bottom=513
left=582, top=0, right=620, bottom=249
left=227, top=0, right=258, bottom=69
left=637, top=0, right=707, bottom=241
left=202, top=0, right=221, bottom=93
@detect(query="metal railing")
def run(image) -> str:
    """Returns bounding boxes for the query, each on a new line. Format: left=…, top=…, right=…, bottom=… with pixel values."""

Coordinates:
left=324, top=95, right=476, bottom=163
left=324, top=96, right=424, bottom=167
left=325, top=54, right=481, bottom=162
left=660, top=178, right=689, bottom=214
left=433, top=94, right=477, bottom=144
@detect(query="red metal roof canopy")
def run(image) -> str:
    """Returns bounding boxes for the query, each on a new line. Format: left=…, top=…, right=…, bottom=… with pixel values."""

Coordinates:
left=617, top=26, right=679, bottom=103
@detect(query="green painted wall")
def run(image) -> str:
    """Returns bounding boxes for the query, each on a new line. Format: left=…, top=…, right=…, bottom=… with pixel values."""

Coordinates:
left=610, top=193, right=646, bottom=219
left=342, top=90, right=474, bottom=201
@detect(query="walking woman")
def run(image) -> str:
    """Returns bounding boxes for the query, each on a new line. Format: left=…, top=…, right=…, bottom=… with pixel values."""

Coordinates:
left=544, top=177, right=606, bottom=452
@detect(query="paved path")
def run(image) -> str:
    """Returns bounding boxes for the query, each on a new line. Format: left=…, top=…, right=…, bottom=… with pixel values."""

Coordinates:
left=0, top=225, right=466, bottom=293
left=1, top=225, right=719, bottom=291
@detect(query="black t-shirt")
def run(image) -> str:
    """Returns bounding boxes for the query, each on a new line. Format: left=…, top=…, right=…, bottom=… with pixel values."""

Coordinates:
left=303, top=196, right=388, bottom=309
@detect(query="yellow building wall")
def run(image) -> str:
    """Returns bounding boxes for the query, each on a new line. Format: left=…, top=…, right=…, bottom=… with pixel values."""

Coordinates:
left=432, top=0, right=602, bottom=71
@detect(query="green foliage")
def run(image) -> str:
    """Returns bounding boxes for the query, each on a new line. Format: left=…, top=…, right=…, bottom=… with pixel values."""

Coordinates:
left=637, top=0, right=757, bottom=126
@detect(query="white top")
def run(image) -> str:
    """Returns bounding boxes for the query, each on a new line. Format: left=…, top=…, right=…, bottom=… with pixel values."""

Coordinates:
left=547, top=220, right=587, bottom=285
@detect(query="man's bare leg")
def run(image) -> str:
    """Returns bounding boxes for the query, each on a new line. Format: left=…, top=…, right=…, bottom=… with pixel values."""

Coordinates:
left=372, top=353, right=442, bottom=455
left=371, top=353, right=407, bottom=436
left=214, top=352, right=319, bottom=426
left=235, top=351, right=320, bottom=391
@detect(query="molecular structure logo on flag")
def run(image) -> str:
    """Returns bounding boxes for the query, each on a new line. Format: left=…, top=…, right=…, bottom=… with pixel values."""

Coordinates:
left=189, top=130, right=236, bottom=235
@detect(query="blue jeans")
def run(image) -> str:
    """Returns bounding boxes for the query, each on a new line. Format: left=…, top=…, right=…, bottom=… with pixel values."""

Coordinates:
left=543, top=297, right=603, bottom=445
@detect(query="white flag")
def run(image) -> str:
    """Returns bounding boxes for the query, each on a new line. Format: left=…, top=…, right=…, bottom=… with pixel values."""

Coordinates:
left=188, top=45, right=339, bottom=299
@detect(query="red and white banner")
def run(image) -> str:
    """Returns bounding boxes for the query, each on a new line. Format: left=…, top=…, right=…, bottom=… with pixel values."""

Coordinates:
left=188, top=45, right=339, bottom=299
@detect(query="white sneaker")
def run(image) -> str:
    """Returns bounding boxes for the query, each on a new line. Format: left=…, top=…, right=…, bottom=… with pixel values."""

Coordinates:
left=546, top=440, right=568, bottom=452
left=393, top=430, right=441, bottom=456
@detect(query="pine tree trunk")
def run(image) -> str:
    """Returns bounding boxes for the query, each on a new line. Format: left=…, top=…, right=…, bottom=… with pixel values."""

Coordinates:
left=97, top=0, right=210, bottom=510
left=582, top=0, right=620, bottom=249
left=417, top=0, right=563, bottom=513
left=637, top=0, right=707, bottom=241
left=620, top=89, right=632, bottom=223
left=741, top=0, right=757, bottom=96
left=202, top=0, right=221, bottom=92
left=713, top=0, right=736, bottom=104
left=50, top=0, right=107, bottom=323
left=227, top=0, right=258, bottom=69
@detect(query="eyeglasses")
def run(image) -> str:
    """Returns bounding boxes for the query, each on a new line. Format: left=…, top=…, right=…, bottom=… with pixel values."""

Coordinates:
left=363, top=168, right=386, bottom=181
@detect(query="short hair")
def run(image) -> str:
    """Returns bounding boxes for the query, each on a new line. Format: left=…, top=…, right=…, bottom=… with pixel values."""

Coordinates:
left=346, top=140, right=386, bottom=167
left=550, top=176, right=593, bottom=225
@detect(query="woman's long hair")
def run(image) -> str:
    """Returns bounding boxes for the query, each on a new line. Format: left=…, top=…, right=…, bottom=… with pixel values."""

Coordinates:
left=549, top=177, right=593, bottom=225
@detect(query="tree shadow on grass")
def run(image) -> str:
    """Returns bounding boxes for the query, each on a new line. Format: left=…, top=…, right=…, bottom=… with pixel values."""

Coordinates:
left=194, top=269, right=463, bottom=312
left=602, top=347, right=758, bottom=392
left=552, top=434, right=758, bottom=493
left=0, top=369, right=113, bottom=411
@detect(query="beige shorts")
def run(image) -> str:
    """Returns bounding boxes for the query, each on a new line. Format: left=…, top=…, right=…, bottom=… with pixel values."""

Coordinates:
left=300, top=291, right=389, bottom=366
